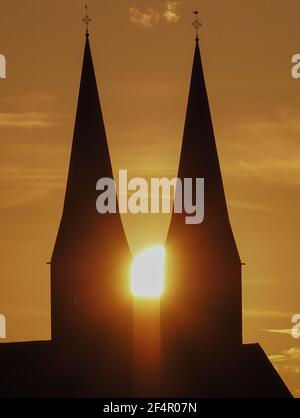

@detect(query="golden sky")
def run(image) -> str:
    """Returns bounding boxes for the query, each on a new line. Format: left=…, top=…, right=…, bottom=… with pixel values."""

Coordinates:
left=0, top=0, right=299, bottom=396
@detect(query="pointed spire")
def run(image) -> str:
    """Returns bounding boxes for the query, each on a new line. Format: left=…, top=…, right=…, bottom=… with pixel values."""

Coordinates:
left=51, top=33, right=132, bottom=351
left=56, top=34, right=114, bottom=227
left=162, top=22, right=242, bottom=370
left=169, top=28, right=240, bottom=264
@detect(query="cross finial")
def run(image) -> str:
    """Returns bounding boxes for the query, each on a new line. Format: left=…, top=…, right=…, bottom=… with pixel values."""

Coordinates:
left=82, top=5, right=92, bottom=36
left=192, top=11, right=202, bottom=42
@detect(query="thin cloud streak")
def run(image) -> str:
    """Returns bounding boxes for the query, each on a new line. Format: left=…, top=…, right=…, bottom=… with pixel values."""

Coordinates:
left=0, top=112, right=57, bottom=128
left=0, top=165, right=65, bottom=209
left=262, top=328, right=292, bottom=336
left=229, top=199, right=280, bottom=214
left=243, top=309, right=291, bottom=319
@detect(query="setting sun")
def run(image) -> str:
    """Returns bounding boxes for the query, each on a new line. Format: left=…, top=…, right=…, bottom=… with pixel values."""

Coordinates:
left=130, top=246, right=166, bottom=298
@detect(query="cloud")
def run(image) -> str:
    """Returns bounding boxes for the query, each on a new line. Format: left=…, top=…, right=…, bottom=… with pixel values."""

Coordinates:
left=129, top=7, right=160, bottom=28
left=129, top=2, right=181, bottom=28
left=229, top=199, right=279, bottom=213
left=0, top=164, right=65, bottom=209
left=285, top=347, right=300, bottom=360
left=223, top=110, right=300, bottom=186
left=0, top=305, right=50, bottom=319
left=163, top=1, right=181, bottom=23
left=225, top=158, right=300, bottom=185
left=0, top=112, right=57, bottom=128
left=0, top=94, right=58, bottom=107
left=243, top=309, right=291, bottom=319
left=262, top=328, right=293, bottom=336
left=269, top=347, right=300, bottom=374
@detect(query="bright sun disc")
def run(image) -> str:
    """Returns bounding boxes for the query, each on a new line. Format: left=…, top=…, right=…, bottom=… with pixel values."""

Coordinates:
left=130, top=246, right=166, bottom=298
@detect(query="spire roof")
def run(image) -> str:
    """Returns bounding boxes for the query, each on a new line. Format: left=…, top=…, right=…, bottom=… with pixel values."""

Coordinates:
left=51, top=32, right=132, bottom=348
left=162, top=34, right=243, bottom=360
left=168, top=36, right=240, bottom=263
left=52, top=34, right=129, bottom=265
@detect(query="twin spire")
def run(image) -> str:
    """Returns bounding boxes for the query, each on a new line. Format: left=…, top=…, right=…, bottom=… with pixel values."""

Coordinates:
left=82, top=6, right=201, bottom=41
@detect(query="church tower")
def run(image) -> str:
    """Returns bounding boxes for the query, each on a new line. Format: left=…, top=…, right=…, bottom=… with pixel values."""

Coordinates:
left=161, top=14, right=242, bottom=392
left=163, top=14, right=242, bottom=347
left=0, top=9, right=291, bottom=399
left=160, top=14, right=292, bottom=398
left=50, top=14, right=132, bottom=395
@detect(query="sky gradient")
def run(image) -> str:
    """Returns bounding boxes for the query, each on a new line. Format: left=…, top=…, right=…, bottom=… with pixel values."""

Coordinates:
left=0, top=0, right=299, bottom=396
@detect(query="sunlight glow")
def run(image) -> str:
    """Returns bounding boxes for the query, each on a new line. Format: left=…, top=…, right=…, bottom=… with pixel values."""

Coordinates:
left=130, top=246, right=166, bottom=298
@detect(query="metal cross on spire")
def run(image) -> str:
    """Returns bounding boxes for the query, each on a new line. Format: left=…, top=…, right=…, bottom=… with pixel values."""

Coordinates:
left=82, top=5, right=92, bottom=36
left=192, top=11, right=202, bottom=42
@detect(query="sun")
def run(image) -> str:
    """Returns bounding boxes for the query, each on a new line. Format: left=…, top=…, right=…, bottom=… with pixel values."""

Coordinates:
left=130, top=246, right=166, bottom=298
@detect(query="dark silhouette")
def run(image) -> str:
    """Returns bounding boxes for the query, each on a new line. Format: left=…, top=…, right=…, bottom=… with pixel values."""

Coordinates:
left=0, top=33, right=133, bottom=398
left=0, top=28, right=292, bottom=398
left=160, top=35, right=292, bottom=397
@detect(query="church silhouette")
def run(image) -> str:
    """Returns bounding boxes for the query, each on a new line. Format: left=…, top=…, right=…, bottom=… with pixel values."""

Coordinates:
left=0, top=21, right=292, bottom=398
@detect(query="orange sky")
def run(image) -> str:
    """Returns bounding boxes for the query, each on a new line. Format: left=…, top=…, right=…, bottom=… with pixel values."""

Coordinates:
left=0, top=0, right=299, bottom=396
